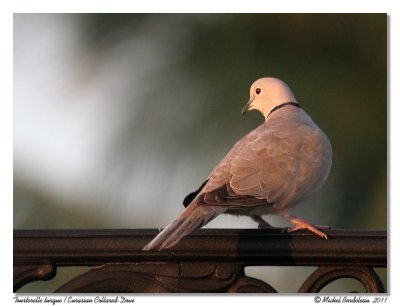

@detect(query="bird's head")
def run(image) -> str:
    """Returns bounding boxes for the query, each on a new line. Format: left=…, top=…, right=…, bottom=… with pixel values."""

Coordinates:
left=241, top=77, right=298, bottom=118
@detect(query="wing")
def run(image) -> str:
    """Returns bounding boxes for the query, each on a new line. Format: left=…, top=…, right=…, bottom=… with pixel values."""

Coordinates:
left=183, top=125, right=265, bottom=207
left=196, top=121, right=318, bottom=209
left=229, top=126, right=300, bottom=204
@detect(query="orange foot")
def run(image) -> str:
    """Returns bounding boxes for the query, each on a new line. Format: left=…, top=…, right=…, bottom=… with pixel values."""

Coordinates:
left=282, top=214, right=329, bottom=239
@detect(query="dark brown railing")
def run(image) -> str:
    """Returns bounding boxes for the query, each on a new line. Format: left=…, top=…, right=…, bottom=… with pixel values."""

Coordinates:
left=13, top=228, right=386, bottom=293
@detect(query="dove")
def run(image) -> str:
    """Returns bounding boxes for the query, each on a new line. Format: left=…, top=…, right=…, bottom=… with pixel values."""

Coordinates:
left=143, top=77, right=332, bottom=251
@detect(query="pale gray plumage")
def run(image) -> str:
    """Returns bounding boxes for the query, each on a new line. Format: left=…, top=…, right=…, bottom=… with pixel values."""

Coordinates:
left=143, top=77, right=332, bottom=251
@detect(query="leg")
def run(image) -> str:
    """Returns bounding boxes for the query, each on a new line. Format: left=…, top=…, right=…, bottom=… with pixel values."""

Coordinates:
left=251, top=215, right=273, bottom=229
left=281, top=214, right=328, bottom=239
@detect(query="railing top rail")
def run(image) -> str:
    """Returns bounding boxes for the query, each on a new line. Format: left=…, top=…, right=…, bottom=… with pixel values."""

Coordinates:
left=14, top=228, right=387, bottom=267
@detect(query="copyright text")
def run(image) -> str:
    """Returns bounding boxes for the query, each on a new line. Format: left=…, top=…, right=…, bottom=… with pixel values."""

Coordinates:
left=314, top=296, right=388, bottom=304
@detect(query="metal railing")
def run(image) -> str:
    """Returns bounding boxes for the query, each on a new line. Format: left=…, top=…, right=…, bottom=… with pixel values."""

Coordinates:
left=13, top=228, right=387, bottom=293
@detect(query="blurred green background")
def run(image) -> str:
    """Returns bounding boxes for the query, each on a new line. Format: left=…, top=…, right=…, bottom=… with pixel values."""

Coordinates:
left=14, top=13, right=387, bottom=293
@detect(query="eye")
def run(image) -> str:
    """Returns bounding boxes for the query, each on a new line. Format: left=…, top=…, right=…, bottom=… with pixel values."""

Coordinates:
left=255, top=88, right=261, bottom=95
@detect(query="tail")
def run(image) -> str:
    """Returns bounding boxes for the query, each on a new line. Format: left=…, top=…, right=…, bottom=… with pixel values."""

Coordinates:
left=142, top=203, right=225, bottom=251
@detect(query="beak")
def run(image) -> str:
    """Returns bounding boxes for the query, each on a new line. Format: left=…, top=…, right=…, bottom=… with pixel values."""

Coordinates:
left=241, top=99, right=253, bottom=115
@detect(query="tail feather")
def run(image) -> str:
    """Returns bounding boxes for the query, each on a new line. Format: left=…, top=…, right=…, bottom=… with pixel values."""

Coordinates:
left=142, top=203, right=225, bottom=251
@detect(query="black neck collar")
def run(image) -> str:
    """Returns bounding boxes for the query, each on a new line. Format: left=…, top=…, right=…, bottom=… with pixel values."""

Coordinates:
left=267, top=102, right=300, bottom=118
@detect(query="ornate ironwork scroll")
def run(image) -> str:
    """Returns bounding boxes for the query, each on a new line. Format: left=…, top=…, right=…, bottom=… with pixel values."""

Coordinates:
left=55, top=263, right=277, bottom=293
left=13, top=263, right=56, bottom=292
left=298, top=266, right=384, bottom=293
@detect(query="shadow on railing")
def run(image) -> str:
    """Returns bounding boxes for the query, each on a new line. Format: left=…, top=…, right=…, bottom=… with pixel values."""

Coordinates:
left=13, top=228, right=386, bottom=293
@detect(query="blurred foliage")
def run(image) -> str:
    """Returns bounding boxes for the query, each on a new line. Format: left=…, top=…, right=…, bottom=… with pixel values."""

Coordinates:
left=14, top=14, right=387, bottom=292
